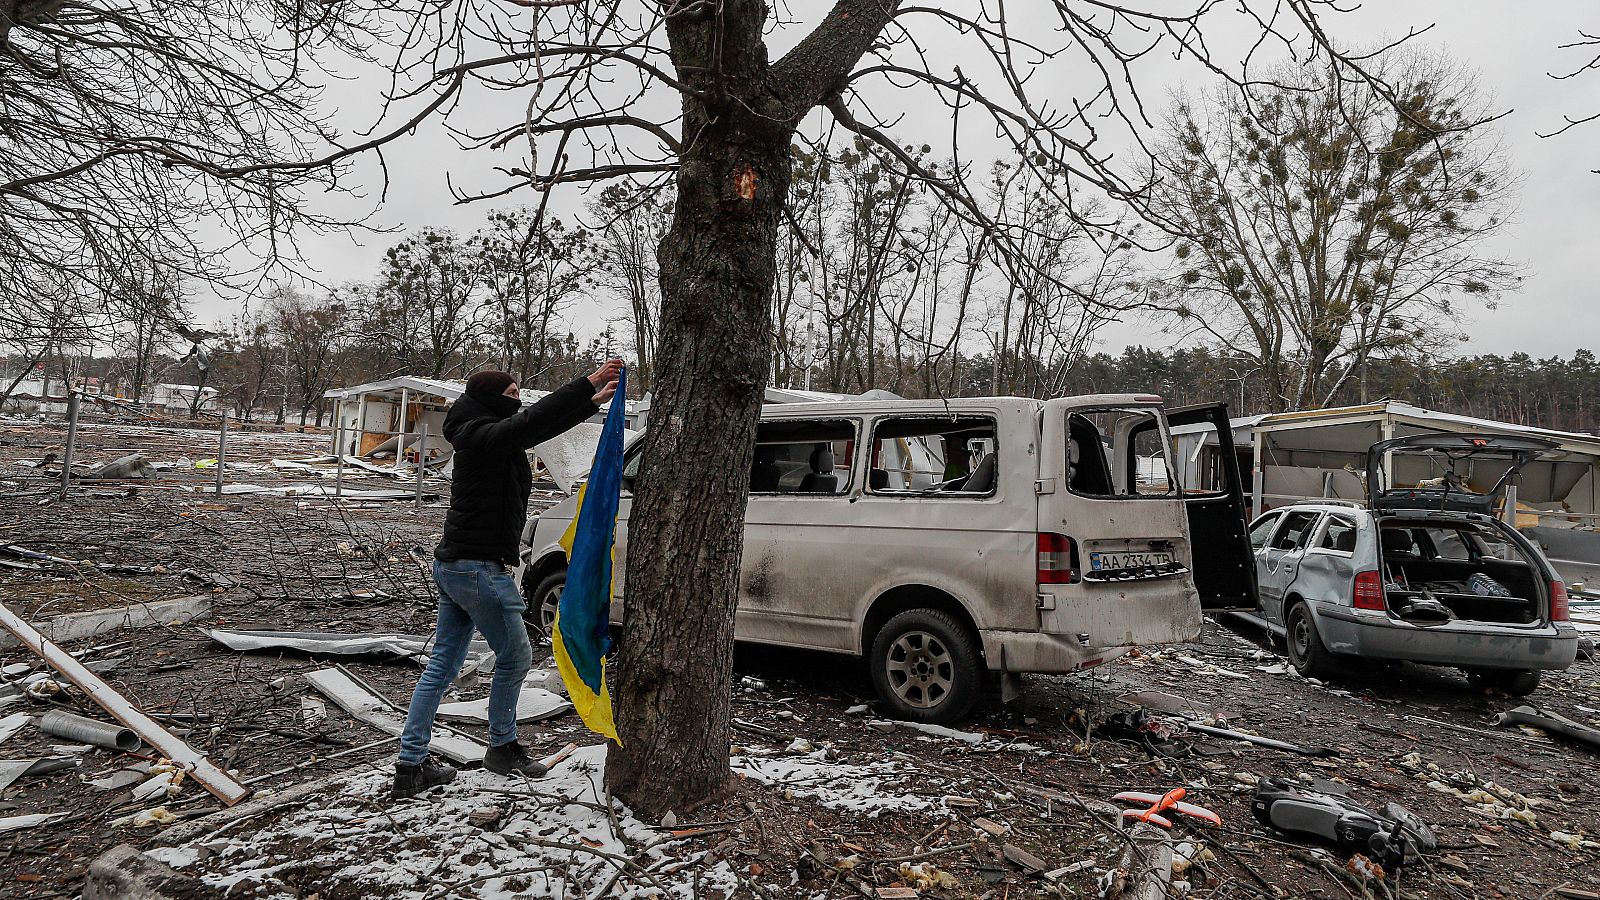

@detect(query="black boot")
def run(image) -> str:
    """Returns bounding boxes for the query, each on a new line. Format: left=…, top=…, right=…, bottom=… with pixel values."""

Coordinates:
left=392, top=759, right=457, bottom=799
left=483, top=741, right=549, bottom=778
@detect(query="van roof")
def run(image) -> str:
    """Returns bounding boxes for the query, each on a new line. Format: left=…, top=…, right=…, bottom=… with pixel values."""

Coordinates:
left=758, top=393, right=1164, bottom=417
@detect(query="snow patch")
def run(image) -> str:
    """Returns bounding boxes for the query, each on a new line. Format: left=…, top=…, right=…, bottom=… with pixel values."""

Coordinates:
left=148, top=746, right=738, bottom=899
left=732, top=754, right=948, bottom=818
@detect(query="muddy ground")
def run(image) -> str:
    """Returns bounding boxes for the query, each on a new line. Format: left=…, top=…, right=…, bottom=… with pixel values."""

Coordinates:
left=1, top=415, right=1598, bottom=899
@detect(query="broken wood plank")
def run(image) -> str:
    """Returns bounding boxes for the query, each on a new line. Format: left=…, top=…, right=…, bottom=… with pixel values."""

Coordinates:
left=302, top=667, right=486, bottom=764
left=1001, top=843, right=1048, bottom=875
left=972, top=817, right=1010, bottom=838
left=0, top=599, right=250, bottom=806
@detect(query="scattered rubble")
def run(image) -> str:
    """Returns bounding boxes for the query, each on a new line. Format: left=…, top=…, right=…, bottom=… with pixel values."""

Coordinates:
left=3, top=419, right=1600, bottom=898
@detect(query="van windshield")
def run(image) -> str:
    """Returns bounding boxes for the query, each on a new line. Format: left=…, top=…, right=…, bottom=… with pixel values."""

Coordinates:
left=1066, top=408, right=1178, bottom=498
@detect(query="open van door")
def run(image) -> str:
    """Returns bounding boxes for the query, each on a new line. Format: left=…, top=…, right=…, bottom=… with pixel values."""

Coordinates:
left=1125, top=403, right=1256, bottom=610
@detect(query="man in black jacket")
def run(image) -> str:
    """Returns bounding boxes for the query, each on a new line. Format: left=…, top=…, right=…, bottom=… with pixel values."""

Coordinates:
left=394, top=360, right=621, bottom=799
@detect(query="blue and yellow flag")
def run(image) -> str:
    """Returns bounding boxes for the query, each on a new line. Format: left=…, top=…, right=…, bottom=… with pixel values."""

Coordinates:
left=555, top=368, right=625, bottom=743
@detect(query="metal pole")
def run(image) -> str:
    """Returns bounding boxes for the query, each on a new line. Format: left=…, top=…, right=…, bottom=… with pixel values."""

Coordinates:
left=397, top=387, right=409, bottom=461
left=215, top=412, right=229, bottom=495
left=59, top=392, right=80, bottom=501
left=334, top=415, right=346, bottom=498
left=415, top=422, right=429, bottom=508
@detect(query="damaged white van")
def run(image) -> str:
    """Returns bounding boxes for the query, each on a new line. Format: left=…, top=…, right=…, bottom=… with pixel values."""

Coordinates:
left=522, top=396, right=1255, bottom=722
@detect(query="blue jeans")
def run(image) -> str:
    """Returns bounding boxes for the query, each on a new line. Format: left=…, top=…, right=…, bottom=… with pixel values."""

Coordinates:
left=399, top=559, right=533, bottom=765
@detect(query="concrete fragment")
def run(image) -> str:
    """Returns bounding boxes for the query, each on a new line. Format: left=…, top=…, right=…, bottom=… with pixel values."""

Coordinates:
left=84, top=844, right=213, bottom=900
left=93, top=453, right=155, bottom=479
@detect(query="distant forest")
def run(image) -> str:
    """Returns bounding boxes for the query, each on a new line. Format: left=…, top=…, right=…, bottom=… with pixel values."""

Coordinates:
left=1038, top=347, right=1600, bottom=434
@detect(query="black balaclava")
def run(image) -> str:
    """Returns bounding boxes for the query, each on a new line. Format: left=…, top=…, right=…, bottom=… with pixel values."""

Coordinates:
left=464, top=370, right=520, bottom=418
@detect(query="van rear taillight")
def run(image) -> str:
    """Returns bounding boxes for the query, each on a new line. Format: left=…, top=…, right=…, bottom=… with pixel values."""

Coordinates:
left=1037, top=533, right=1079, bottom=585
left=1550, top=579, right=1569, bottom=622
left=1353, top=570, right=1385, bottom=610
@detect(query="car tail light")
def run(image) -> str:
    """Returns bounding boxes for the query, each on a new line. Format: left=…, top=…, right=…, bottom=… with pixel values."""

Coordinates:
left=1038, top=533, right=1079, bottom=585
left=1353, top=570, right=1385, bottom=610
left=1550, top=579, right=1569, bottom=622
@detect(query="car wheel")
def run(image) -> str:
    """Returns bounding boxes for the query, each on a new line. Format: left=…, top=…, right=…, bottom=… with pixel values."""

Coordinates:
left=524, top=569, right=565, bottom=643
left=1467, top=668, right=1541, bottom=697
left=869, top=609, right=983, bottom=724
left=1285, top=601, right=1338, bottom=680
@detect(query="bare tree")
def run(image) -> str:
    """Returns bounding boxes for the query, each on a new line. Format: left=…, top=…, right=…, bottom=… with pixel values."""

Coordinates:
left=105, top=265, right=189, bottom=403
left=303, top=0, right=1442, bottom=817
left=0, top=0, right=380, bottom=378
left=473, top=209, right=597, bottom=387
left=375, top=229, right=483, bottom=379
left=1143, top=53, right=1519, bottom=411
left=589, top=184, right=670, bottom=392
left=214, top=306, right=282, bottom=422
left=269, top=287, right=346, bottom=425
left=1540, top=28, right=1600, bottom=172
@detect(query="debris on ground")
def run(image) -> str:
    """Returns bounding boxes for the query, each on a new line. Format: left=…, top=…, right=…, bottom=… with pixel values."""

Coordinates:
left=207, top=627, right=491, bottom=665
left=4, top=418, right=1600, bottom=897
left=303, top=666, right=487, bottom=763
left=1495, top=704, right=1600, bottom=752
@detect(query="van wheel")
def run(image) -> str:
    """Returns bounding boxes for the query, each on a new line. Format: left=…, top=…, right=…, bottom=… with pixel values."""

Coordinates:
left=1286, top=602, right=1338, bottom=680
left=869, top=609, right=982, bottom=724
left=1467, top=668, right=1541, bottom=697
left=524, top=569, right=565, bottom=643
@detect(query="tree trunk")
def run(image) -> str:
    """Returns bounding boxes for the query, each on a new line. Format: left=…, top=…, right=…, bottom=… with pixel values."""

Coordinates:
left=605, top=17, right=790, bottom=823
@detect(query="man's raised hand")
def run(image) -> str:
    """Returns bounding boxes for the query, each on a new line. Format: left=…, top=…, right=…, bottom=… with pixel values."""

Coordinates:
left=588, top=359, right=624, bottom=390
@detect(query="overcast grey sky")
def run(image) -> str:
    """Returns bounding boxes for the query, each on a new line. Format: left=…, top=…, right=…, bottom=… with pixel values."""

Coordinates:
left=229, top=1, right=1600, bottom=361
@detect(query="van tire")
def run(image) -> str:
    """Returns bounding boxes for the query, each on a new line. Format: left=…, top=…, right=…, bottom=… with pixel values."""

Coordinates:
left=1285, top=601, right=1338, bottom=680
left=1467, top=668, right=1541, bottom=697
left=869, top=609, right=983, bottom=724
left=525, top=569, right=565, bottom=643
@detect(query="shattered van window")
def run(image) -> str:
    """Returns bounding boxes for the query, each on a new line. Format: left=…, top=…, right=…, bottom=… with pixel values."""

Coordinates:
left=868, top=416, right=998, bottom=495
left=1067, top=409, right=1178, bottom=498
left=751, top=418, right=856, bottom=496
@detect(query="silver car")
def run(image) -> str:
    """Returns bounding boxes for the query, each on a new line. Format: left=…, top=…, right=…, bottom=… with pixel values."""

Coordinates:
left=1246, top=434, right=1579, bottom=695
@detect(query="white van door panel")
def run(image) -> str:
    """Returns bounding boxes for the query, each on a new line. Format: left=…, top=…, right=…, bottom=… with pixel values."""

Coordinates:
left=1037, top=399, right=1203, bottom=648
left=738, top=495, right=864, bottom=650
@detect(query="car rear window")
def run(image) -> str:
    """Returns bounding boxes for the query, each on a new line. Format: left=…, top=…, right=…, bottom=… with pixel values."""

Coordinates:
left=1319, top=517, right=1358, bottom=552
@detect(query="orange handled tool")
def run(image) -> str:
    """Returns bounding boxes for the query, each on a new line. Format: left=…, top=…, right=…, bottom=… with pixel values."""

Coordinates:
left=1113, top=788, right=1222, bottom=830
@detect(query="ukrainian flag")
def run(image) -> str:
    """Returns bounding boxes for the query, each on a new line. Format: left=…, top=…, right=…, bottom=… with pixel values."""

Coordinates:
left=555, top=367, right=624, bottom=743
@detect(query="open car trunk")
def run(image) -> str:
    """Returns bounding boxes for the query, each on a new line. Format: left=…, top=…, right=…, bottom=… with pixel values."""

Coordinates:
left=1378, top=519, right=1546, bottom=625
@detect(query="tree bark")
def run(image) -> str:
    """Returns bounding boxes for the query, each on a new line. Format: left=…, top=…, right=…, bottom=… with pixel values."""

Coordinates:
left=606, top=0, right=901, bottom=820
left=605, top=6, right=787, bottom=822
